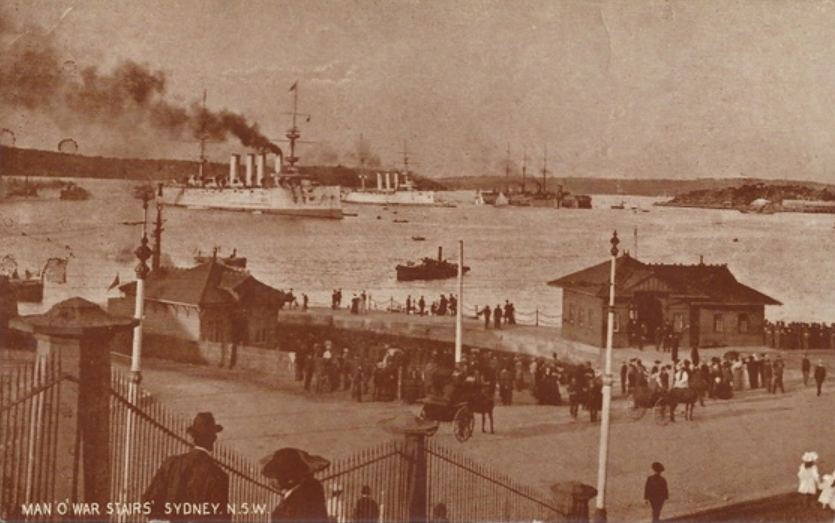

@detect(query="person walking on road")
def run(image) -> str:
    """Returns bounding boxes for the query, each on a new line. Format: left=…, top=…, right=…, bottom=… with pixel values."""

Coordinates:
left=814, top=360, right=827, bottom=396
left=644, top=461, right=669, bottom=523
left=802, top=353, right=811, bottom=386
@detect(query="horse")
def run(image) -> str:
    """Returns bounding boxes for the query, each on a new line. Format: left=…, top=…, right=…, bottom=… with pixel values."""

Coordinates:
left=467, top=384, right=495, bottom=434
left=665, top=387, right=698, bottom=421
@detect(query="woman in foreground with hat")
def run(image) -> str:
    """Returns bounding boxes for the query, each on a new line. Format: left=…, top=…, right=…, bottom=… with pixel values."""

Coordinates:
left=262, top=447, right=329, bottom=522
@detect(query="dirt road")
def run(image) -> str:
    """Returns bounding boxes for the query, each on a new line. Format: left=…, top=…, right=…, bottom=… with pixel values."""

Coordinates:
left=125, top=348, right=835, bottom=522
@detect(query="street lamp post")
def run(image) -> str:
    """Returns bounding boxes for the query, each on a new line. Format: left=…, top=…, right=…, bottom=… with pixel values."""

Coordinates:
left=120, top=195, right=153, bottom=520
left=594, top=231, right=619, bottom=522
left=455, top=240, right=463, bottom=363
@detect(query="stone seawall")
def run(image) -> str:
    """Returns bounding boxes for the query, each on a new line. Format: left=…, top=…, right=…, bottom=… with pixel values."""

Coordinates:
left=278, top=307, right=602, bottom=364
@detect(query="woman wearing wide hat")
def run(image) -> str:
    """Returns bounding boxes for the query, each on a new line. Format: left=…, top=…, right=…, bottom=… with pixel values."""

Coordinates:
left=262, top=447, right=330, bottom=522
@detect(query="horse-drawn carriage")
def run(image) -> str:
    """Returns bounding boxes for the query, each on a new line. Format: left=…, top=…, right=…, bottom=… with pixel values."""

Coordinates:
left=624, top=385, right=698, bottom=425
left=419, top=397, right=475, bottom=442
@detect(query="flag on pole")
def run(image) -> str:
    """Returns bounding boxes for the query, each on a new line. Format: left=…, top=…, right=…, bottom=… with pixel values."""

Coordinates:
left=42, top=257, right=68, bottom=284
left=108, top=273, right=121, bottom=291
left=289, top=81, right=298, bottom=92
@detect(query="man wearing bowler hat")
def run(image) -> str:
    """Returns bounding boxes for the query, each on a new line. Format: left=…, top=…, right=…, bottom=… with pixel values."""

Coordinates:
left=143, top=412, right=229, bottom=522
left=643, top=461, right=669, bottom=522
left=262, top=447, right=329, bottom=522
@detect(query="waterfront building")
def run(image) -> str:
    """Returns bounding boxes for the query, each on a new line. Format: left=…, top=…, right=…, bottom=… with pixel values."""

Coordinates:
left=108, top=261, right=287, bottom=364
left=548, top=254, right=781, bottom=349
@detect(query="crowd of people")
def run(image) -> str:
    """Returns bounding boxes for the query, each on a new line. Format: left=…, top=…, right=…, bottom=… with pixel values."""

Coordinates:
left=764, top=320, right=835, bottom=350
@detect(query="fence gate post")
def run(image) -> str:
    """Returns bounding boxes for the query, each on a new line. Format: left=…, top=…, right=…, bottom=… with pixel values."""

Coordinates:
left=405, top=432, right=428, bottom=523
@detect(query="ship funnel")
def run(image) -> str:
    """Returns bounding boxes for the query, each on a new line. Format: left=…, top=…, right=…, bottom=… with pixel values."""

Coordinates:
left=376, top=173, right=382, bottom=191
left=385, top=172, right=391, bottom=190
left=394, top=172, right=400, bottom=190
left=245, top=154, right=255, bottom=187
left=256, top=153, right=266, bottom=187
left=438, top=246, right=442, bottom=262
left=230, top=154, right=240, bottom=184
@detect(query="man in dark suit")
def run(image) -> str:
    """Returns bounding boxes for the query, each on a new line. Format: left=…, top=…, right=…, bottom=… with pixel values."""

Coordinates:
left=644, top=461, right=668, bottom=522
left=143, top=412, right=229, bottom=522
left=262, top=447, right=329, bottom=522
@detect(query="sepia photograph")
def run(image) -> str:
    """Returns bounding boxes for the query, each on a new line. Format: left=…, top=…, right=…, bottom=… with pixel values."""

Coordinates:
left=1, top=1, right=835, bottom=522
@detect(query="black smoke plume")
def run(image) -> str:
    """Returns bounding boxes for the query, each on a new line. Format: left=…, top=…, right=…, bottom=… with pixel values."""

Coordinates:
left=0, top=9, right=279, bottom=155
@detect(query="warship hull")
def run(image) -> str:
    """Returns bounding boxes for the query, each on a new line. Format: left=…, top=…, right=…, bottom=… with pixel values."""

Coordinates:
left=160, top=185, right=343, bottom=219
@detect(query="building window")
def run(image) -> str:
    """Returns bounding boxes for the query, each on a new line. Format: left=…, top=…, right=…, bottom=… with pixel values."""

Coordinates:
left=738, top=314, right=750, bottom=333
left=713, top=314, right=724, bottom=333
left=568, top=304, right=575, bottom=324
left=612, top=312, right=620, bottom=333
left=673, top=313, right=685, bottom=333
left=588, top=309, right=594, bottom=330
left=578, top=308, right=585, bottom=327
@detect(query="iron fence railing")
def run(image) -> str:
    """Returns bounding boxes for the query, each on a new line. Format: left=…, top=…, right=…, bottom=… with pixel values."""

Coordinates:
left=109, top=370, right=281, bottom=523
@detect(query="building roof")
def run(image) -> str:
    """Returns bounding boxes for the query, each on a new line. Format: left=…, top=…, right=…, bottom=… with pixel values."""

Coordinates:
left=119, top=261, right=286, bottom=307
left=547, top=255, right=781, bottom=306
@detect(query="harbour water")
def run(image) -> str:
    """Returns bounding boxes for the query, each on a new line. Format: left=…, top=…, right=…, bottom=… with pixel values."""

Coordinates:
left=2, top=178, right=832, bottom=323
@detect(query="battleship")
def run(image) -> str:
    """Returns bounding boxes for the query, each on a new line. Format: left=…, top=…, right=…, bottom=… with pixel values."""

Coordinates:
left=342, top=171, right=437, bottom=206
left=159, top=87, right=343, bottom=219
left=342, top=141, right=437, bottom=206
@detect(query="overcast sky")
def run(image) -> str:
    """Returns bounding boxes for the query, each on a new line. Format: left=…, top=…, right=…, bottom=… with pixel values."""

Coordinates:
left=3, top=0, right=835, bottom=182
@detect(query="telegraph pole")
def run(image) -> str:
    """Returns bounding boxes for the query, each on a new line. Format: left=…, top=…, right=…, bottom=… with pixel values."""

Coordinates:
left=152, top=196, right=164, bottom=272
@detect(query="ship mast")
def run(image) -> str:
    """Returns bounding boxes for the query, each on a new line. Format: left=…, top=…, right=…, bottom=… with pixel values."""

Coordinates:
left=401, top=139, right=411, bottom=174
left=197, top=90, right=208, bottom=182
left=541, top=146, right=548, bottom=194
left=521, top=147, right=527, bottom=194
left=504, top=143, right=510, bottom=194
left=285, top=82, right=302, bottom=174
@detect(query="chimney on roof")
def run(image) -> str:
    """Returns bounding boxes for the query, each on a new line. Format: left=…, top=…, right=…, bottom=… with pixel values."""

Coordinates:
left=699, top=255, right=704, bottom=265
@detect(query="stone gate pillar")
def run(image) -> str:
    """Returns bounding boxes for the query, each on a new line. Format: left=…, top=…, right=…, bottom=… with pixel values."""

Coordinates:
left=11, top=298, right=137, bottom=507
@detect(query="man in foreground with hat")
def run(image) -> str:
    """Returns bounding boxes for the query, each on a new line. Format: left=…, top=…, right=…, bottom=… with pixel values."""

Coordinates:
left=262, top=447, right=329, bottom=522
left=643, top=461, right=668, bottom=523
left=143, top=412, right=229, bottom=522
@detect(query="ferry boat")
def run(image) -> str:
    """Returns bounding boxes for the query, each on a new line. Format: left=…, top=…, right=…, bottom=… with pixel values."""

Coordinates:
left=60, top=182, right=91, bottom=201
left=159, top=86, right=343, bottom=219
left=396, top=247, right=470, bottom=281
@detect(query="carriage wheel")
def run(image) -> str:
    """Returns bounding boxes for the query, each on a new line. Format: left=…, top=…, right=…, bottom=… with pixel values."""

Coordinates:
left=624, top=394, right=646, bottom=421
left=419, top=405, right=439, bottom=436
left=453, top=406, right=474, bottom=442
left=653, top=398, right=670, bottom=426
